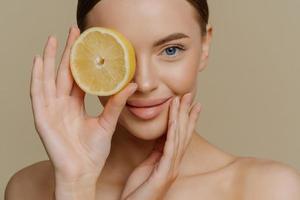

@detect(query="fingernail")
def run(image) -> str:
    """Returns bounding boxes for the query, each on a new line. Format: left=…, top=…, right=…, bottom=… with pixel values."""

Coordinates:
left=70, top=24, right=77, bottom=32
left=175, top=96, right=179, bottom=105
left=48, top=35, right=56, bottom=44
left=186, top=92, right=192, bottom=96
left=132, top=83, right=137, bottom=88
left=186, top=93, right=192, bottom=103
left=130, top=83, right=137, bottom=92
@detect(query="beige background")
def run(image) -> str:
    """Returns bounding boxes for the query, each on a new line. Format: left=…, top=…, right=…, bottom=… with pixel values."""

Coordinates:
left=1, top=0, right=300, bottom=198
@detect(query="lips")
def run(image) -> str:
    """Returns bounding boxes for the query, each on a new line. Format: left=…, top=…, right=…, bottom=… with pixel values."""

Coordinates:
left=126, top=97, right=171, bottom=108
left=126, top=97, right=172, bottom=120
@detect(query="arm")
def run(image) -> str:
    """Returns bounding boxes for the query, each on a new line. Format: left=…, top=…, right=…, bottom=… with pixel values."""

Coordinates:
left=27, top=25, right=137, bottom=200
left=4, top=163, right=53, bottom=200
left=4, top=161, right=97, bottom=200
left=52, top=175, right=97, bottom=200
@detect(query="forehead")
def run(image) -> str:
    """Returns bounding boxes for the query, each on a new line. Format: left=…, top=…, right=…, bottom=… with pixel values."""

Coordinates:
left=85, top=0, right=201, bottom=41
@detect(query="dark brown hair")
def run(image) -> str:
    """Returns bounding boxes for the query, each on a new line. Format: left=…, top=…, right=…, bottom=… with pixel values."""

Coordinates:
left=76, top=0, right=209, bottom=35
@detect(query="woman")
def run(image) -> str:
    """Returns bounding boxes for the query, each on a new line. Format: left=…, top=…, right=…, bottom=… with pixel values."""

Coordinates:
left=5, top=0, right=300, bottom=199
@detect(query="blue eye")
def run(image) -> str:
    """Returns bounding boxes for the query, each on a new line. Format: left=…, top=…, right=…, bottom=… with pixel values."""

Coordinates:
left=162, top=45, right=185, bottom=57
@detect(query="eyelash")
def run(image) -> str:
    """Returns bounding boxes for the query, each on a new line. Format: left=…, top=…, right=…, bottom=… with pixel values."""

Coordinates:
left=161, top=44, right=186, bottom=58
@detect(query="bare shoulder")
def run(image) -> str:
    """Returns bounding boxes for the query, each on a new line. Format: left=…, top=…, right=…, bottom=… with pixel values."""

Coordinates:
left=5, top=160, right=54, bottom=200
left=238, top=156, right=300, bottom=199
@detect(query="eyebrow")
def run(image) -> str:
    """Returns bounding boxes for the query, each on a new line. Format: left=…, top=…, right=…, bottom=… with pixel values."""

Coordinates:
left=153, top=33, right=190, bottom=47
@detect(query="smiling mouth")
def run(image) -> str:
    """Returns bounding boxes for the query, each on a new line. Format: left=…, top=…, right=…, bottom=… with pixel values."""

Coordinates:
left=126, top=97, right=172, bottom=120
left=126, top=99, right=168, bottom=108
left=126, top=97, right=172, bottom=108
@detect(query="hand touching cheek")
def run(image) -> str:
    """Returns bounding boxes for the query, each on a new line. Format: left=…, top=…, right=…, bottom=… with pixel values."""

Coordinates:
left=120, top=93, right=202, bottom=200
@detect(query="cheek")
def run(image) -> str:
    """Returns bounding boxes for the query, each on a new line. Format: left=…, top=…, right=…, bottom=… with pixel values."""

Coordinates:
left=160, top=58, right=199, bottom=94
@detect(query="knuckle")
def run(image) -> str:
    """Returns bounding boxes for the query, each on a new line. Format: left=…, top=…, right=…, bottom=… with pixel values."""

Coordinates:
left=32, top=115, right=43, bottom=132
left=30, top=90, right=34, bottom=98
left=110, top=96, right=124, bottom=107
left=33, top=121, right=41, bottom=133
left=30, top=90, right=37, bottom=99
left=169, top=119, right=175, bottom=127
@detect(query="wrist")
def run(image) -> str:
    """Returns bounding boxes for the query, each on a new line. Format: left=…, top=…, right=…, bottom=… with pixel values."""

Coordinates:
left=54, top=173, right=98, bottom=200
left=54, top=181, right=97, bottom=200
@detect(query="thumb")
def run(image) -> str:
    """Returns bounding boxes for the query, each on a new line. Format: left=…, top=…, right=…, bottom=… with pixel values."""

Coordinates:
left=98, top=83, right=137, bottom=133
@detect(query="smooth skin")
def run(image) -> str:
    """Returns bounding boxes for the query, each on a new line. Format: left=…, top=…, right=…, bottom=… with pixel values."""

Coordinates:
left=5, top=0, right=300, bottom=199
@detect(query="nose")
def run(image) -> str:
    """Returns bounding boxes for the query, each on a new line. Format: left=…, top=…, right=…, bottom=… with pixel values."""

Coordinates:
left=132, top=54, right=159, bottom=94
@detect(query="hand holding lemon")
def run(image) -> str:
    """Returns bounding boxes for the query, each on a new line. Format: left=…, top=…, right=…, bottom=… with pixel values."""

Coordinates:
left=30, top=25, right=137, bottom=198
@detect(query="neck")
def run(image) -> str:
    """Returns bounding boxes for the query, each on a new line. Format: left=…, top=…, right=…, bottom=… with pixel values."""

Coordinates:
left=99, top=123, right=236, bottom=185
left=100, top=123, right=157, bottom=184
left=112, top=123, right=157, bottom=165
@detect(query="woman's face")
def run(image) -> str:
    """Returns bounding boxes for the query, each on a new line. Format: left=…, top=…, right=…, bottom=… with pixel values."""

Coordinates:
left=84, top=0, right=212, bottom=140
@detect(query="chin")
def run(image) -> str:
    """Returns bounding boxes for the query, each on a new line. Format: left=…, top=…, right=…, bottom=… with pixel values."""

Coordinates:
left=118, top=103, right=170, bottom=140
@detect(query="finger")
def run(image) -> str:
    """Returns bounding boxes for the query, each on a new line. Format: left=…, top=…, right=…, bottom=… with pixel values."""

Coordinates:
left=97, top=83, right=138, bottom=134
left=169, top=95, right=196, bottom=178
left=178, top=93, right=192, bottom=128
left=43, top=35, right=58, bottom=99
left=178, top=93, right=193, bottom=150
left=154, top=97, right=178, bottom=179
left=56, top=25, right=81, bottom=97
left=186, top=102, right=202, bottom=147
left=172, top=97, right=180, bottom=172
left=70, top=80, right=85, bottom=106
left=177, top=93, right=192, bottom=150
left=30, top=55, right=46, bottom=120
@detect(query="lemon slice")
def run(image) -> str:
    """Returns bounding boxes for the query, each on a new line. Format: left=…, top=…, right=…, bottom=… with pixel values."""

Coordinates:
left=70, top=27, right=136, bottom=96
